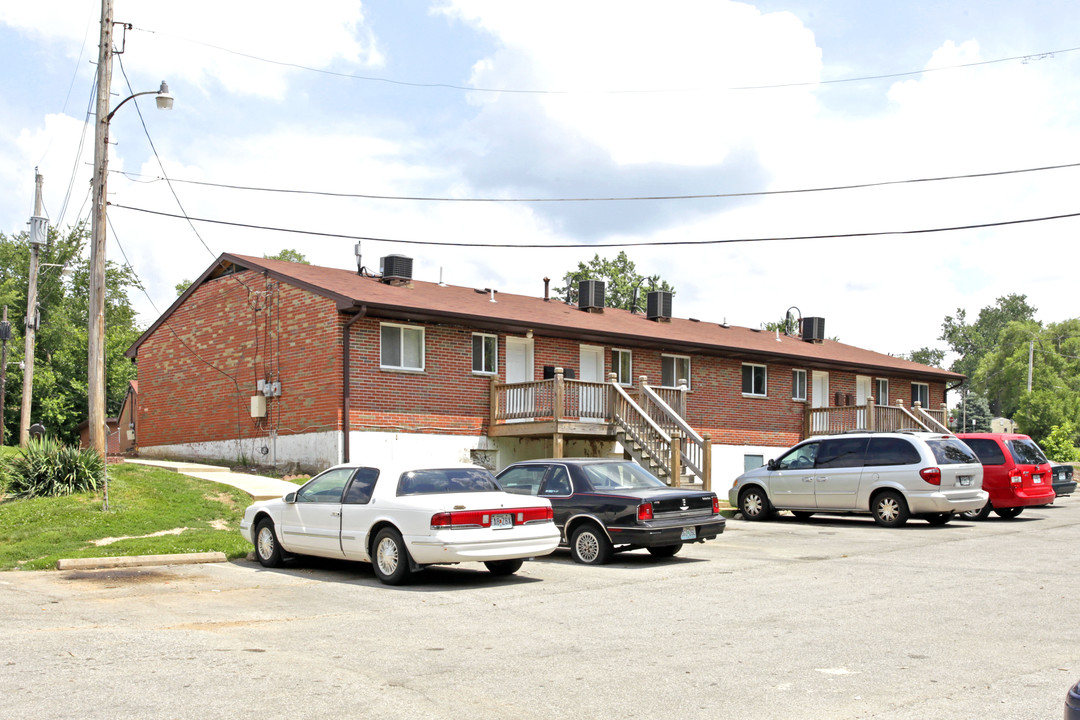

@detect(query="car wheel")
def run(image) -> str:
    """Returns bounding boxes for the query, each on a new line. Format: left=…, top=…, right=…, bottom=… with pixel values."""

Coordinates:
left=570, top=523, right=613, bottom=565
left=739, top=487, right=774, bottom=521
left=870, top=490, right=909, bottom=528
left=372, top=528, right=412, bottom=585
left=959, top=501, right=992, bottom=521
left=994, top=507, right=1024, bottom=519
left=925, top=512, right=953, bottom=526
left=647, top=544, right=682, bottom=558
left=484, top=559, right=524, bottom=576
left=254, top=518, right=283, bottom=568
left=792, top=511, right=815, bottom=521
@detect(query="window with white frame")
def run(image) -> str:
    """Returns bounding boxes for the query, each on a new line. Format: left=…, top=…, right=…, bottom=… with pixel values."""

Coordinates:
left=792, top=369, right=807, bottom=401
left=380, top=323, right=424, bottom=371
left=472, top=333, right=497, bottom=374
left=911, top=382, right=929, bottom=408
left=876, top=378, right=889, bottom=406
left=742, top=363, right=767, bottom=397
left=661, top=355, right=690, bottom=388
left=612, top=348, right=632, bottom=385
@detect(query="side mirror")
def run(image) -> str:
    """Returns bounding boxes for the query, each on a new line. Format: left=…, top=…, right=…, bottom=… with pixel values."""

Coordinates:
left=284, top=492, right=297, bottom=504
left=766, top=459, right=778, bottom=471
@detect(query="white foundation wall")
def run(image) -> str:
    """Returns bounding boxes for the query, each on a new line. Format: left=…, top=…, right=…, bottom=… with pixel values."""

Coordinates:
left=138, top=431, right=341, bottom=474
left=710, top=443, right=788, bottom=492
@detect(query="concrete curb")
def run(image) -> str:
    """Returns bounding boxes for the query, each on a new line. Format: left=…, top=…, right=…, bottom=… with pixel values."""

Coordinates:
left=56, top=552, right=227, bottom=571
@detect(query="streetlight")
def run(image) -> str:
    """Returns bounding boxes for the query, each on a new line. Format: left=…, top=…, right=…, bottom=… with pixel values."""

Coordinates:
left=88, top=1, right=174, bottom=456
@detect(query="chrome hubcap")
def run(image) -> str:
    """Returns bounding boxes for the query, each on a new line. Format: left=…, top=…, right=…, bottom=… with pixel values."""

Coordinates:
left=744, top=494, right=762, bottom=516
left=257, top=527, right=274, bottom=559
left=878, top=498, right=899, bottom=522
left=376, top=537, right=399, bottom=575
left=576, top=533, right=599, bottom=563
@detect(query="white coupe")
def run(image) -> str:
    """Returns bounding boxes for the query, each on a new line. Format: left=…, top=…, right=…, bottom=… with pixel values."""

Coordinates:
left=240, top=463, right=560, bottom=584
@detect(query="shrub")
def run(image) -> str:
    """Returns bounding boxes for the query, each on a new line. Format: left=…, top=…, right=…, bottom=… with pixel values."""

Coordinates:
left=4, top=437, right=105, bottom=498
left=1041, top=422, right=1080, bottom=463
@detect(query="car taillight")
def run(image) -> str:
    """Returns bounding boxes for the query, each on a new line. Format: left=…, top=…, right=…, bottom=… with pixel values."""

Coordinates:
left=638, top=503, right=654, bottom=521
left=712, top=496, right=720, bottom=514
left=1010, top=469, right=1023, bottom=484
left=430, top=506, right=553, bottom=529
left=920, top=467, right=941, bottom=485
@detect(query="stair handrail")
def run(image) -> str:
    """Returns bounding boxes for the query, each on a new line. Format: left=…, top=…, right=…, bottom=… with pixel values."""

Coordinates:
left=640, top=382, right=704, bottom=477
left=912, top=402, right=951, bottom=434
left=611, top=381, right=673, bottom=477
left=897, top=404, right=932, bottom=432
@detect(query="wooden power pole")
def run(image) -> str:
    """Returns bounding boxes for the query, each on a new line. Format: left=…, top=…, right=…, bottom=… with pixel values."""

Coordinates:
left=19, top=170, right=46, bottom=447
left=0, top=306, right=10, bottom=447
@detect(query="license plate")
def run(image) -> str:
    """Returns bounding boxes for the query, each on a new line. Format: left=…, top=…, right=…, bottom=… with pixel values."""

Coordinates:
left=1033, top=475, right=1042, bottom=484
left=680, top=527, right=697, bottom=540
left=1059, top=472, right=1068, bottom=482
left=958, top=476, right=972, bottom=486
left=491, top=513, right=512, bottom=529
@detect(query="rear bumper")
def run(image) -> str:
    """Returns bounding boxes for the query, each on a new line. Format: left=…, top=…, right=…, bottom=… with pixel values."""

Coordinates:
left=405, top=525, right=561, bottom=565
left=607, top=516, right=726, bottom=547
left=992, top=486, right=1056, bottom=509
left=1052, top=481, right=1076, bottom=497
left=906, top=490, right=988, bottom=514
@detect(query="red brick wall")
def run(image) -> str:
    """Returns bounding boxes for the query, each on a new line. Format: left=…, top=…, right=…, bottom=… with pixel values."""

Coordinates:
left=136, top=270, right=343, bottom=447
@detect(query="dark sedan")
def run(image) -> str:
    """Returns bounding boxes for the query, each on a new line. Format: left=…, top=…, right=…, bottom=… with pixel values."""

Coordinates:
left=495, top=458, right=725, bottom=564
left=1051, top=463, right=1076, bottom=497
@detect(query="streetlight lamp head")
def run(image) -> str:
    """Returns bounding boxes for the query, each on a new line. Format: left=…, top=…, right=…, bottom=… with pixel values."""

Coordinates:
left=155, top=81, right=174, bottom=110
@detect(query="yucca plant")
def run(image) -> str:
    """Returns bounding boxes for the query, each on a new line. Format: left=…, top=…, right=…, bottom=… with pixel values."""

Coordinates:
left=4, top=437, right=105, bottom=498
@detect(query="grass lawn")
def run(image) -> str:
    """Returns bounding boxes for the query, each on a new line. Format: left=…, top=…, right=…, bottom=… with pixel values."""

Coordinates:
left=0, top=461, right=253, bottom=571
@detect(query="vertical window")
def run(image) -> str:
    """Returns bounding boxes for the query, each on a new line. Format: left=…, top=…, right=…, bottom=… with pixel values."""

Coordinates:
left=380, top=323, right=424, bottom=370
left=612, top=349, right=632, bottom=385
left=876, top=379, right=889, bottom=406
left=743, top=454, right=764, bottom=472
left=472, top=333, right=497, bottom=374
left=742, top=363, right=767, bottom=397
left=911, top=382, right=929, bottom=407
left=661, top=355, right=690, bottom=388
left=792, top=369, right=807, bottom=401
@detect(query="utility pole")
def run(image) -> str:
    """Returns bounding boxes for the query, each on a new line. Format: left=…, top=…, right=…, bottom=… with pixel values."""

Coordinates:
left=20, top=170, right=46, bottom=447
left=0, top=306, right=10, bottom=447
left=1027, top=340, right=1034, bottom=393
left=88, top=0, right=115, bottom=457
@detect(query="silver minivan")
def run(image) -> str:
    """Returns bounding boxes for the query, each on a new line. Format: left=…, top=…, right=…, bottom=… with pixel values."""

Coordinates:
left=729, top=432, right=987, bottom=527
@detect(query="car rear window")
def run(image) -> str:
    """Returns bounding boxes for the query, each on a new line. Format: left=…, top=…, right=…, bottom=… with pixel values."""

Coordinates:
left=1007, top=438, right=1049, bottom=466
left=962, top=438, right=1006, bottom=465
left=397, top=468, right=502, bottom=495
left=925, top=437, right=980, bottom=465
left=864, top=437, right=922, bottom=466
left=580, top=462, right=667, bottom=491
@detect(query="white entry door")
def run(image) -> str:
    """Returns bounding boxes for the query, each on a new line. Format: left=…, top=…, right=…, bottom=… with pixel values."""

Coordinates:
left=505, top=337, right=535, bottom=421
left=811, top=371, right=830, bottom=433
left=855, top=375, right=872, bottom=428
left=579, top=345, right=604, bottom=421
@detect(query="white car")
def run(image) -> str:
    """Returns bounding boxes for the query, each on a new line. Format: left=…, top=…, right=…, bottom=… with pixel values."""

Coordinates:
left=240, top=463, right=560, bottom=584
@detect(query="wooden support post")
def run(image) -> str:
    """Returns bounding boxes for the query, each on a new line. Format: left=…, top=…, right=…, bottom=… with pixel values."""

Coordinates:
left=701, top=432, right=712, bottom=492
left=554, top=367, right=565, bottom=421
left=489, top=376, right=499, bottom=426
left=866, top=396, right=876, bottom=431
left=940, top=403, right=949, bottom=430
left=553, top=433, right=564, bottom=459
left=670, top=430, right=682, bottom=487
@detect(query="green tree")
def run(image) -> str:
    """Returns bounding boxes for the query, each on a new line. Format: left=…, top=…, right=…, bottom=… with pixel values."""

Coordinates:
left=1041, top=421, right=1079, bottom=462
left=954, top=390, right=993, bottom=433
left=264, top=249, right=309, bottom=264
left=556, top=251, right=674, bottom=312
left=905, top=347, right=946, bottom=369
left=175, top=279, right=191, bottom=297
left=0, top=224, right=140, bottom=444
left=940, top=294, right=1038, bottom=381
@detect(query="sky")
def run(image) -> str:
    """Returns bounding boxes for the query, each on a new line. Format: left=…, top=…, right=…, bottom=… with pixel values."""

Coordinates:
left=1, top=0, right=1078, bottom=361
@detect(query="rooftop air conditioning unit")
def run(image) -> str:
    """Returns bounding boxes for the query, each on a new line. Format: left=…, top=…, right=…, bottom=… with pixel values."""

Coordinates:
left=801, top=317, right=826, bottom=342
left=578, top=280, right=605, bottom=310
left=646, top=290, right=672, bottom=321
left=380, top=254, right=413, bottom=281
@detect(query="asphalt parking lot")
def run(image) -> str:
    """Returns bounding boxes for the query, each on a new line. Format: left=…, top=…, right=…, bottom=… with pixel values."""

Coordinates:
left=2, top=497, right=1078, bottom=720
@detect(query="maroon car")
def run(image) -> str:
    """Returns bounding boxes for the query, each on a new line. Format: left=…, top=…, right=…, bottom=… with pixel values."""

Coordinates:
left=955, top=433, right=1056, bottom=519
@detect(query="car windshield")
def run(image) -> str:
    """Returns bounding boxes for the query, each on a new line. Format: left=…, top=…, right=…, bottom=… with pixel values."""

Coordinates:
left=1008, top=438, right=1049, bottom=465
left=397, top=468, right=502, bottom=495
left=925, top=437, right=980, bottom=465
left=580, top=462, right=666, bottom=491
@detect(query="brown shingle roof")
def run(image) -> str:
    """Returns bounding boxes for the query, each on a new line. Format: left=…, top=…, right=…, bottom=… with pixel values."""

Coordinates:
left=128, top=253, right=961, bottom=382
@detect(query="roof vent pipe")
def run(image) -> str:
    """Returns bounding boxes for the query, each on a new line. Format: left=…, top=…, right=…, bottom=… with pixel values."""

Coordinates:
left=543, top=277, right=550, bottom=301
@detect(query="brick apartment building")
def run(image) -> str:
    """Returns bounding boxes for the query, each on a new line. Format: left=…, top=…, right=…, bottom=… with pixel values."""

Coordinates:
left=125, top=253, right=962, bottom=484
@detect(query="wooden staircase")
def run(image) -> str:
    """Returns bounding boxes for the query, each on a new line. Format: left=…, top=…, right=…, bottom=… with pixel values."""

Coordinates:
left=610, top=376, right=711, bottom=489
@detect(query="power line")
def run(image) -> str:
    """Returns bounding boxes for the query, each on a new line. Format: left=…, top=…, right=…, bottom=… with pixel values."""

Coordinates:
left=112, top=160, right=1080, bottom=204
left=131, top=25, right=1080, bottom=95
left=109, top=202, right=1080, bottom=249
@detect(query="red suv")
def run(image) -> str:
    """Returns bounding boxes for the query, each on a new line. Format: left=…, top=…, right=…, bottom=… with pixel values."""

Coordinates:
left=955, top=433, right=1056, bottom=519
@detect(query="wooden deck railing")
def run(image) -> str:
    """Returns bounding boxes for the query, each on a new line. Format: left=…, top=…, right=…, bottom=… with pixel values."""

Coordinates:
left=636, top=377, right=707, bottom=483
left=611, top=382, right=674, bottom=479
left=804, top=398, right=952, bottom=437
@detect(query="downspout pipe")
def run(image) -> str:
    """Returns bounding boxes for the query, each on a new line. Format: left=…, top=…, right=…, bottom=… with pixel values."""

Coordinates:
left=342, top=306, right=367, bottom=463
